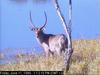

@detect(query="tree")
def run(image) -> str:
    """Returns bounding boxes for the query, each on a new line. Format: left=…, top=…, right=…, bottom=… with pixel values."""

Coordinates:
left=53, top=0, right=73, bottom=73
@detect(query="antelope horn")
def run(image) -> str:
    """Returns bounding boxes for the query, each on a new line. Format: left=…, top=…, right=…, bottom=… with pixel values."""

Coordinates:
left=29, top=11, right=36, bottom=29
left=40, top=11, right=47, bottom=29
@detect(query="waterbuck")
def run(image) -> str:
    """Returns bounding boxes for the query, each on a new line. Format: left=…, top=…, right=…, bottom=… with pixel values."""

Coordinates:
left=29, top=11, right=68, bottom=57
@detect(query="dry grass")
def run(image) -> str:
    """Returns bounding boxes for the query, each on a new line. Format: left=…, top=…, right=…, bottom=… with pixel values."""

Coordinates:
left=0, top=39, right=100, bottom=75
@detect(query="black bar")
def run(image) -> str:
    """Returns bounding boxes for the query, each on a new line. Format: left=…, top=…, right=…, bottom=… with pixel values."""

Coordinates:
left=0, top=71, right=63, bottom=75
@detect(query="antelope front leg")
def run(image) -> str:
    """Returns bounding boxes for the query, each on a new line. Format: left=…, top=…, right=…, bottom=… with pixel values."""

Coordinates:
left=44, top=49, right=50, bottom=57
left=42, top=43, right=50, bottom=58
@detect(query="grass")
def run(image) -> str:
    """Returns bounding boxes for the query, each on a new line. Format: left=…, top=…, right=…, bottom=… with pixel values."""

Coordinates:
left=0, top=39, right=100, bottom=75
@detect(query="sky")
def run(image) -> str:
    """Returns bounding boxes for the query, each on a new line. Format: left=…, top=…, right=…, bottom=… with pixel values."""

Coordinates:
left=1, top=0, right=100, bottom=50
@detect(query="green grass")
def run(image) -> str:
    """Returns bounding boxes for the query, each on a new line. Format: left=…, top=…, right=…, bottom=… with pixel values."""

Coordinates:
left=0, top=39, right=100, bottom=75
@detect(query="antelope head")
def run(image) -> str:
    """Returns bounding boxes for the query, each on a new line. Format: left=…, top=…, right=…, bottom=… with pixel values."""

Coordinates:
left=29, top=11, right=47, bottom=37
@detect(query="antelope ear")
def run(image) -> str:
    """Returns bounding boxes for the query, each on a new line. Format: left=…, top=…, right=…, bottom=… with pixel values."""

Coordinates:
left=29, top=26, right=35, bottom=31
left=31, top=28, right=35, bottom=31
left=40, top=27, right=46, bottom=31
